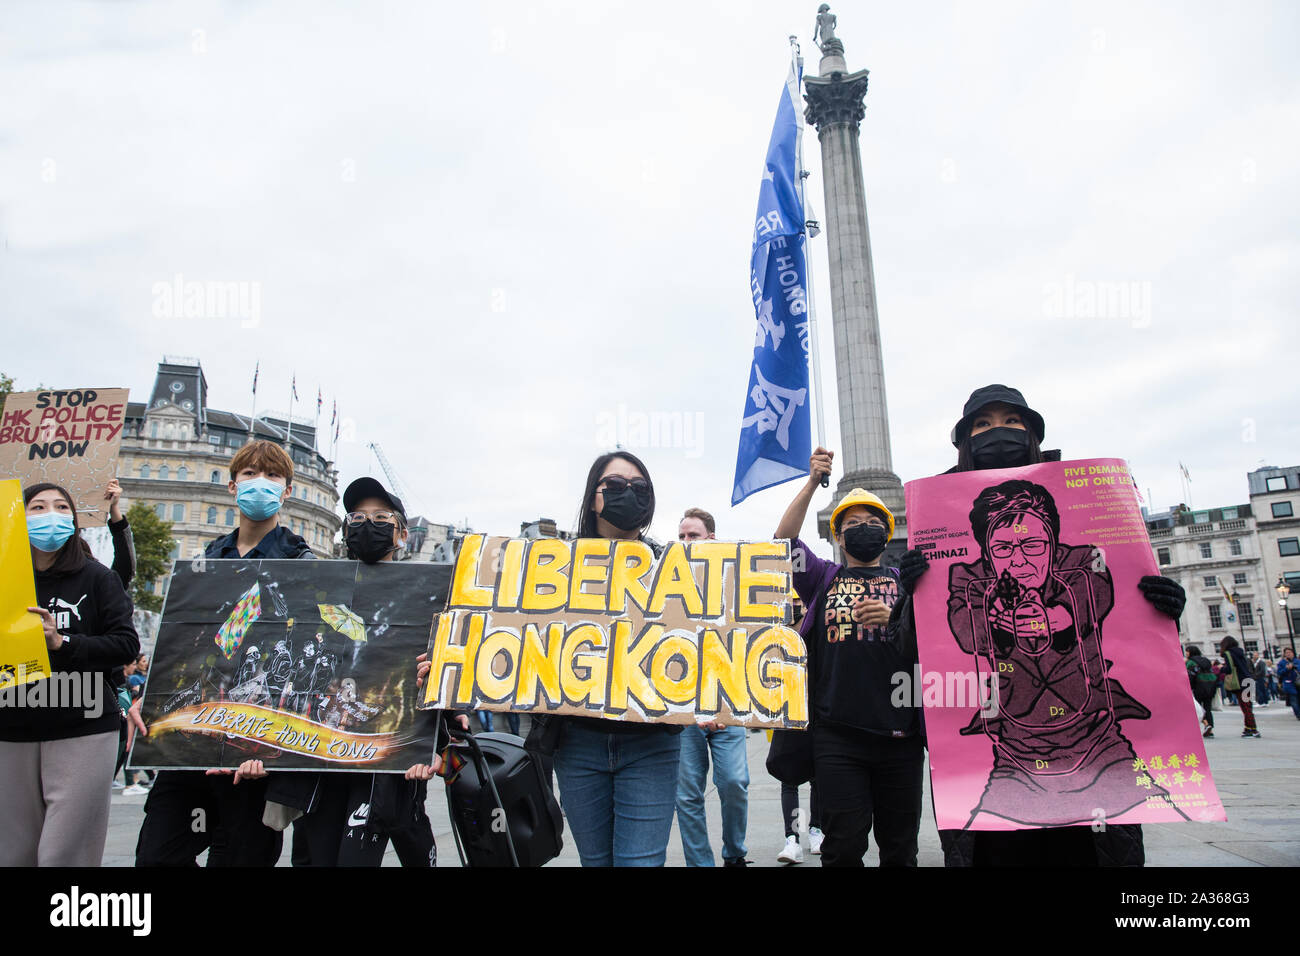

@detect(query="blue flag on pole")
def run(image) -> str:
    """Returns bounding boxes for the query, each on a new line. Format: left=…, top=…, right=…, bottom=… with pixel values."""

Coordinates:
left=732, top=61, right=811, bottom=506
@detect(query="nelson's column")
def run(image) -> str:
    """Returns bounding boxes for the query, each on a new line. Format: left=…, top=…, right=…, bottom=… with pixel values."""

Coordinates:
left=805, top=6, right=906, bottom=553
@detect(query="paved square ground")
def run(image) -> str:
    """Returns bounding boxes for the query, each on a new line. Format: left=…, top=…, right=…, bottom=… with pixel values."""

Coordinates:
left=103, top=700, right=1300, bottom=867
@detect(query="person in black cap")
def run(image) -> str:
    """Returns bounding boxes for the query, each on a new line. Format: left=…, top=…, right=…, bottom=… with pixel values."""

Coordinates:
left=274, top=476, right=462, bottom=866
left=893, top=384, right=1187, bottom=867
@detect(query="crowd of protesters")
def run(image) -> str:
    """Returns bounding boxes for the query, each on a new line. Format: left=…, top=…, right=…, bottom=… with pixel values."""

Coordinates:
left=6, top=383, right=1291, bottom=869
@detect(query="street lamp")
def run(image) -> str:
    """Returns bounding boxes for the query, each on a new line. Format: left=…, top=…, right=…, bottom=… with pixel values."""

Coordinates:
left=1277, top=577, right=1296, bottom=653
left=1258, top=605, right=1270, bottom=657
left=1232, top=589, right=1246, bottom=647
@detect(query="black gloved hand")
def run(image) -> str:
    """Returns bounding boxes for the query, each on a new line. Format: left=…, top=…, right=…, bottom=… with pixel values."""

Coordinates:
left=898, top=548, right=930, bottom=596
left=1138, top=575, right=1185, bottom=621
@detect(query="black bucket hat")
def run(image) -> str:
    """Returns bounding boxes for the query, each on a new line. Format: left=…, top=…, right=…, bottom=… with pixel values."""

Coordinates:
left=950, top=384, right=1045, bottom=447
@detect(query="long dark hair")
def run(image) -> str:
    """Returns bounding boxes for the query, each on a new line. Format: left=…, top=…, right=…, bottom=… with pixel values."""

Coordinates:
left=575, top=451, right=655, bottom=539
left=23, top=482, right=91, bottom=575
left=954, top=429, right=1046, bottom=473
left=1219, top=635, right=1239, bottom=653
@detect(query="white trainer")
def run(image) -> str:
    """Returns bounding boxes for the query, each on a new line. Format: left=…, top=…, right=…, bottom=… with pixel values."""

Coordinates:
left=777, top=834, right=804, bottom=865
left=809, top=827, right=825, bottom=855
left=122, top=784, right=150, bottom=796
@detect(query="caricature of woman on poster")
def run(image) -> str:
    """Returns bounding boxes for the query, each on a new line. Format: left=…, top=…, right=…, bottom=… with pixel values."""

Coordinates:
left=947, top=479, right=1182, bottom=827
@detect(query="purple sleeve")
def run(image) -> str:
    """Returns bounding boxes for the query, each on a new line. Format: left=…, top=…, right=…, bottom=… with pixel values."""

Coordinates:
left=790, top=537, right=835, bottom=607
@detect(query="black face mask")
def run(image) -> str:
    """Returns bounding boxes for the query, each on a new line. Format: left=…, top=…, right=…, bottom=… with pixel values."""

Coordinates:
left=345, top=520, right=401, bottom=564
left=970, top=427, right=1032, bottom=470
left=842, top=524, right=889, bottom=562
left=598, top=485, right=651, bottom=532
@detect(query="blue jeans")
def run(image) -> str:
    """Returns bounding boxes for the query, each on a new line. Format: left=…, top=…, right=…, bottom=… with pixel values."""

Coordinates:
left=675, top=724, right=749, bottom=866
left=553, top=723, right=682, bottom=866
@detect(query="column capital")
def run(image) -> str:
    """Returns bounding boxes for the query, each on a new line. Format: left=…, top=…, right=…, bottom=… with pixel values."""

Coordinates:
left=803, top=69, right=869, bottom=132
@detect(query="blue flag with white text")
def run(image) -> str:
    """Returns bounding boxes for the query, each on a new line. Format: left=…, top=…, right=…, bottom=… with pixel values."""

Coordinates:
left=732, top=61, right=811, bottom=506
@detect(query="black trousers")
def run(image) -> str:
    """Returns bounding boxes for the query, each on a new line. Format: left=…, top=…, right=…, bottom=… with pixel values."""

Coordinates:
left=291, top=774, right=435, bottom=867
left=135, top=770, right=283, bottom=867
left=812, top=724, right=924, bottom=867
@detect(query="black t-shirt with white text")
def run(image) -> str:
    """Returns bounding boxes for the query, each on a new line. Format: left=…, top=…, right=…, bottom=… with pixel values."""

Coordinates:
left=811, top=565, right=918, bottom=737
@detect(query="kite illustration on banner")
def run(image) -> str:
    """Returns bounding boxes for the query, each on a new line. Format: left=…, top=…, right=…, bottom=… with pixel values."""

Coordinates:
left=319, top=603, right=366, bottom=644
left=215, top=582, right=262, bottom=659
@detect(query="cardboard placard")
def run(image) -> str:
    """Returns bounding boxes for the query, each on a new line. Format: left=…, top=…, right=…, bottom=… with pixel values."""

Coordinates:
left=0, top=388, right=129, bottom=527
left=420, top=534, right=807, bottom=728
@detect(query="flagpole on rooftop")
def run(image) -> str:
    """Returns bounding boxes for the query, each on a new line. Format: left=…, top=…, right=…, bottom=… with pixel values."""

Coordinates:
left=791, top=34, right=829, bottom=487
left=286, top=374, right=296, bottom=452
left=248, top=361, right=259, bottom=441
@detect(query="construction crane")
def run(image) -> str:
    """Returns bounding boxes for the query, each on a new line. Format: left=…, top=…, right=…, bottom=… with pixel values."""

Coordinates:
left=366, top=442, right=417, bottom=514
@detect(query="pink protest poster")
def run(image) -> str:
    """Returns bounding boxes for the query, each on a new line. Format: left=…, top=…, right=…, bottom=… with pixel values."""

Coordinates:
left=905, top=458, right=1225, bottom=831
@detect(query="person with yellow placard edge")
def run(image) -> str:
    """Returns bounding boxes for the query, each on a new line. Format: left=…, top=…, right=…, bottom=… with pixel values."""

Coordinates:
left=774, top=449, right=922, bottom=866
left=0, top=482, right=139, bottom=866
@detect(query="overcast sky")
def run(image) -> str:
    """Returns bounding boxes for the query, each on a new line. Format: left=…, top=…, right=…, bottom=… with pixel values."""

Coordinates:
left=2, top=0, right=1297, bottom=546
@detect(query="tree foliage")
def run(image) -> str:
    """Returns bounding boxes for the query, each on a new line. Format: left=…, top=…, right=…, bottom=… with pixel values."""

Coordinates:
left=126, top=500, right=175, bottom=613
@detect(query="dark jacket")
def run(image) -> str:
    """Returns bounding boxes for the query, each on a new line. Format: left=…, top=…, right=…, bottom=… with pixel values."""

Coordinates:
left=109, top=515, right=136, bottom=588
left=0, top=558, right=140, bottom=742
left=206, top=524, right=316, bottom=560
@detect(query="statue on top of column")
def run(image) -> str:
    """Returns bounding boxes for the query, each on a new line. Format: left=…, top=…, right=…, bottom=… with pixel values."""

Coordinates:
left=813, top=4, right=843, bottom=55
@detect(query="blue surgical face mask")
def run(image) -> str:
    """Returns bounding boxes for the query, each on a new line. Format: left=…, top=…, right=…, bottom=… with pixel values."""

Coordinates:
left=235, top=477, right=286, bottom=520
left=27, top=512, right=77, bottom=552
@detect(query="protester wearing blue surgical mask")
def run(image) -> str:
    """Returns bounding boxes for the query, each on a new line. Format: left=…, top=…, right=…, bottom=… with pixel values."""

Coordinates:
left=0, top=483, right=140, bottom=866
left=135, top=439, right=314, bottom=868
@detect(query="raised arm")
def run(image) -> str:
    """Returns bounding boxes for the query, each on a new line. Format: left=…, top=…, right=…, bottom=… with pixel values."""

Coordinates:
left=774, top=447, right=833, bottom=540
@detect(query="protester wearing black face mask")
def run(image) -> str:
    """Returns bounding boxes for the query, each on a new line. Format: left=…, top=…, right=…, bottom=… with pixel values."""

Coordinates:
left=273, top=476, right=458, bottom=867
left=894, top=384, right=1188, bottom=868
left=774, top=449, right=922, bottom=867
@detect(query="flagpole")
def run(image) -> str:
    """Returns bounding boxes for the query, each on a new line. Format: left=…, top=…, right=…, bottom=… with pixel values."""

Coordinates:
left=791, top=35, right=829, bottom=488
left=248, top=361, right=259, bottom=441
left=286, top=374, right=295, bottom=452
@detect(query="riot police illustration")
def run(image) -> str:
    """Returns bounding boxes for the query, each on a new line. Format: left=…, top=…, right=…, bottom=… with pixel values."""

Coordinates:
left=946, top=479, right=1179, bottom=827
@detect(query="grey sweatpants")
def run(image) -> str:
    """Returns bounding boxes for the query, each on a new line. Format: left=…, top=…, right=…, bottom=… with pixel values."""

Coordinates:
left=0, top=731, right=118, bottom=866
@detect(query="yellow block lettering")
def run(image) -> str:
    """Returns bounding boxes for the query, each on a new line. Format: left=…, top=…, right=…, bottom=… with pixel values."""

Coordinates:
left=607, top=620, right=665, bottom=716
left=475, top=627, right=521, bottom=703
left=449, top=534, right=492, bottom=609
left=649, top=631, right=698, bottom=706
left=738, top=541, right=787, bottom=621
left=688, top=541, right=737, bottom=618
left=698, top=627, right=749, bottom=716
left=569, top=538, right=613, bottom=613
left=560, top=623, right=608, bottom=708
left=646, top=542, right=705, bottom=617
left=746, top=624, right=807, bottom=723
left=516, top=620, right=565, bottom=708
left=608, top=540, right=653, bottom=614
left=425, top=611, right=484, bottom=707
left=495, top=538, right=528, bottom=611
left=521, top=538, right=571, bottom=612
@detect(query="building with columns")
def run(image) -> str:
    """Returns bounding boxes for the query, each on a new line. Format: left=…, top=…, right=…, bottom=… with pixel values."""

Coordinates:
left=118, top=357, right=341, bottom=596
left=1145, top=502, right=1274, bottom=656
left=803, top=9, right=906, bottom=558
left=1248, top=464, right=1300, bottom=653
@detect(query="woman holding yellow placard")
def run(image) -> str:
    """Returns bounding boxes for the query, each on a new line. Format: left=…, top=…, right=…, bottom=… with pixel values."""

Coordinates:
left=0, top=482, right=139, bottom=866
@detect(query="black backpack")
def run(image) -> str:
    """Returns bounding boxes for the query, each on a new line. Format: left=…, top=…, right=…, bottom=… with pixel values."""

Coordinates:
left=443, top=730, right=564, bottom=867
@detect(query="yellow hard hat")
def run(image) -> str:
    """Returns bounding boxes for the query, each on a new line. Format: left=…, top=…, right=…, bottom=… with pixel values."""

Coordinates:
left=830, top=488, right=895, bottom=539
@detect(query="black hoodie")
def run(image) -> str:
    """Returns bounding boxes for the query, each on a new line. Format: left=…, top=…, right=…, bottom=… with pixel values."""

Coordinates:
left=0, top=558, right=140, bottom=742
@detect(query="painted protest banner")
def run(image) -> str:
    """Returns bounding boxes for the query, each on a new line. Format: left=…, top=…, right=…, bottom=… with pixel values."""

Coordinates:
left=130, top=559, right=452, bottom=771
left=420, top=534, right=807, bottom=728
left=0, top=388, right=129, bottom=527
left=0, top=478, right=52, bottom=689
left=906, top=458, right=1224, bottom=830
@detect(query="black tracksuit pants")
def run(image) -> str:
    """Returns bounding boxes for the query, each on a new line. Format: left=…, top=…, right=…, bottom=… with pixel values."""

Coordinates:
left=813, top=723, right=924, bottom=867
left=135, top=770, right=283, bottom=866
